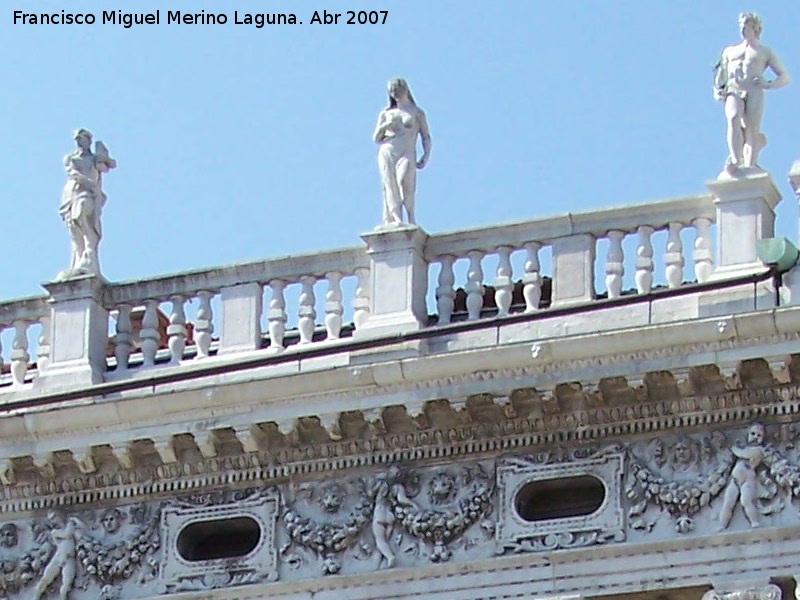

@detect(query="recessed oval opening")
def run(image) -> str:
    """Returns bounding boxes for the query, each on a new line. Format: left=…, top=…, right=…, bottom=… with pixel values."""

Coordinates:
left=177, top=516, right=261, bottom=561
left=514, top=475, right=605, bottom=522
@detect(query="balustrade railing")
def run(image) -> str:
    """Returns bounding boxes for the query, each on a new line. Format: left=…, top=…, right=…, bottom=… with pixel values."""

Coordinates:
left=425, top=195, right=717, bottom=323
left=103, top=247, right=369, bottom=372
left=0, top=296, right=49, bottom=387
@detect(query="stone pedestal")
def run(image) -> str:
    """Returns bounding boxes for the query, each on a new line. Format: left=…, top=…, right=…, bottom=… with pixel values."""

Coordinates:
left=35, top=275, right=109, bottom=389
left=706, top=171, right=781, bottom=279
left=551, top=234, right=595, bottom=306
left=219, top=282, right=263, bottom=354
left=355, top=225, right=429, bottom=339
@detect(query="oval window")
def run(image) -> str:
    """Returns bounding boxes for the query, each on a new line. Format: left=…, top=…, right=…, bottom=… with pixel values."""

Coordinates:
left=514, top=475, right=605, bottom=522
left=177, top=516, right=261, bottom=561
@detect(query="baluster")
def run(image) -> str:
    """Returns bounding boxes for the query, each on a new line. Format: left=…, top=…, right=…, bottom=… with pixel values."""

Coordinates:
left=605, top=231, right=625, bottom=299
left=168, top=295, right=187, bottom=364
left=298, top=276, right=317, bottom=344
left=465, top=251, right=485, bottom=321
left=635, top=225, right=654, bottom=294
left=664, top=222, right=685, bottom=289
left=267, top=280, right=287, bottom=353
left=352, top=268, right=371, bottom=330
left=114, top=304, right=133, bottom=371
left=693, top=217, right=714, bottom=283
left=436, top=255, right=456, bottom=325
left=522, top=242, right=542, bottom=313
left=140, top=299, right=160, bottom=368
left=324, top=272, right=343, bottom=340
left=10, top=321, right=29, bottom=386
left=37, top=315, right=51, bottom=372
left=195, top=291, right=214, bottom=359
left=494, top=247, right=514, bottom=317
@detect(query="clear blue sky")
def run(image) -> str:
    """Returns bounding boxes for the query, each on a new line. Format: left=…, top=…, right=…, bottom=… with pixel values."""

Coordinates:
left=2, top=1, right=798, bottom=300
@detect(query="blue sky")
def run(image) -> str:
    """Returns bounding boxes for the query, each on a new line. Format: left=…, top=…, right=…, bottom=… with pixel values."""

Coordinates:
left=2, top=1, right=799, bottom=300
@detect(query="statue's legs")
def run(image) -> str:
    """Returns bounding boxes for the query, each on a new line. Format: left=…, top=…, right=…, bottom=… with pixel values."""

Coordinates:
left=59, top=558, right=76, bottom=600
left=398, top=156, right=417, bottom=225
left=724, top=95, right=745, bottom=167
left=740, top=479, right=760, bottom=527
left=717, top=479, right=739, bottom=529
left=379, top=148, right=403, bottom=224
left=76, top=206, right=100, bottom=274
left=66, top=221, right=85, bottom=272
left=371, top=521, right=395, bottom=568
left=33, top=556, right=62, bottom=599
left=742, top=89, right=765, bottom=167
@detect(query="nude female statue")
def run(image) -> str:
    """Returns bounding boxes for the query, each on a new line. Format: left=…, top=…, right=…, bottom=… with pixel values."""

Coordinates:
left=373, top=78, right=432, bottom=226
left=713, top=13, right=789, bottom=176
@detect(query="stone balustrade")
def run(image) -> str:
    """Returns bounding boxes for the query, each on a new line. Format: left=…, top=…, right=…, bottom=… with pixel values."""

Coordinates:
left=0, top=296, right=49, bottom=386
left=0, top=168, right=787, bottom=393
left=424, top=194, right=717, bottom=324
left=104, top=247, right=371, bottom=369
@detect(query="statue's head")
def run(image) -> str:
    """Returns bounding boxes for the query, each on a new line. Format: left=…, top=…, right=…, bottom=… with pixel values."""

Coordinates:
left=0, top=524, right=18, bottom=548
left=747, top=422, right=765, bottom=445
left=387, top=78, right=415, bottom=108
left=738, top=12, right=762, bottom=40
left=73, top=128, right=93, bottom=150
left=100, top=508, right=123, bottom=534
left=46, top=510, right=66, bottom=528
left=672, top=439, right=693, bottom=465
left=387, top=464, right=402, bottom=482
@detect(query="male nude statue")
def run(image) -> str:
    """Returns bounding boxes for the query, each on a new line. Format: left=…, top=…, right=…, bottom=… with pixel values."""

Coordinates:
left=717, top=423, right=766, bottom=529
left=713, top=13, right=790, bottom=175
left=371, top=466, right=416, bottom=568
left=33, top=511, right=83, bottom=600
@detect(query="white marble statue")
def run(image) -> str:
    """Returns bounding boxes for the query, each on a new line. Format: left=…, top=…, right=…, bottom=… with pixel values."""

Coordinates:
left=371, top=465, right=417, bottom=568
left=33, top=511, right=85, bottom=600
left=58, top=129, right=117, bottom=280
left=373, top=78, right=431, bottom=226
left=713, top=13, right=790, bottom=177
left=717, top=422, right=766, bottom=529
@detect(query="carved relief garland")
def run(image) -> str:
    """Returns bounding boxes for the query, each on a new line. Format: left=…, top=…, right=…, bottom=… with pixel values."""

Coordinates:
left=281, top=479, right=374, bottom=575
left=385, top=464, right=495, bottom=563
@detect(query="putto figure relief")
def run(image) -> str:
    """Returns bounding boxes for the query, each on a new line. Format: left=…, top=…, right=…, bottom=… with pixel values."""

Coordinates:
left=373, top=78, right=431, bottom=227
left=627, top=423, right=800, bottom=534
left=713, top=12, right=789, bottom=177
left=33, top=510, right=84, bottom=600
left=717, top=422, right=766, bottom=529
left=370, top=465, right=417, bottom=568
left=58, top=129, right=117, bottom=280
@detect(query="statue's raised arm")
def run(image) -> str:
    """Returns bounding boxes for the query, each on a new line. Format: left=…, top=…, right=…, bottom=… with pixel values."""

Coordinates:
left=713, top=13, right=790, bottom=178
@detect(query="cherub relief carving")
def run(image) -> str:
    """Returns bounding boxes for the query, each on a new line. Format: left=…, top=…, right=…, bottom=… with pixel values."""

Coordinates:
left=627, top=423, right=800, bottom=534
left=717, top=422, right=767, bottom=528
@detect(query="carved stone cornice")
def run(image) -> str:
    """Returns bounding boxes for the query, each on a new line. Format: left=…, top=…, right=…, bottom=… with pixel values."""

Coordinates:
left=2, top=381, right=800, bottom=514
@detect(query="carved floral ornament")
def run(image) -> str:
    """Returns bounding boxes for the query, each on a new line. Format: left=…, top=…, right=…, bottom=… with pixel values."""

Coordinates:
left=3, top=423, right=800, bottom=597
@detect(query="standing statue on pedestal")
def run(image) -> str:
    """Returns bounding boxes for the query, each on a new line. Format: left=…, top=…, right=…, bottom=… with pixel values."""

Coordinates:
left=713, top=13, right=790, bottom=178
left=373, top=78, right=432, bottom=227
left=58, top=129, right=116, bottom=280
